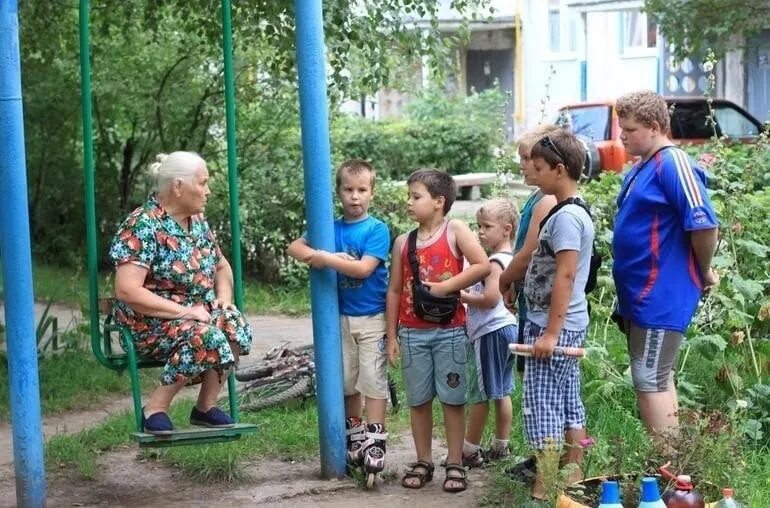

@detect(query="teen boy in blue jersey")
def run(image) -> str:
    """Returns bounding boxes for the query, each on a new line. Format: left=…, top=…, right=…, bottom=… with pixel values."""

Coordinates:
left=613, top=91, right=719, bottom=450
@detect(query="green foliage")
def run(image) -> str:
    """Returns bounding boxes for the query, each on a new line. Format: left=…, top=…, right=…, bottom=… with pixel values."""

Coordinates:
left=333, top=87, right=507, bottom=180
left=645, top=0, right=770, bottom=59
left=19, top=0, right=491, bottom=268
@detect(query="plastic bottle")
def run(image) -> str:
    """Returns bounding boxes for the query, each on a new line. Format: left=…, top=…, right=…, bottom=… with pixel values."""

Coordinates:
left=638, top=477, right=666, bottom=508
left=714, top=488, right=743, bottom=508
left=661, top=474, right=705, bottom=508
left=596, top=480, right=623, bottom=508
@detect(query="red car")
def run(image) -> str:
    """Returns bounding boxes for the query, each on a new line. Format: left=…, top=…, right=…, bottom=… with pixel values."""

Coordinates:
left=556, top=98, right=765, bottom=177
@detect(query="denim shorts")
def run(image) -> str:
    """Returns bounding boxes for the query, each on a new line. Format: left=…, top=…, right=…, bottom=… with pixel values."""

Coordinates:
left=466, top=324, right=516, bottom=404
left=399, top=325, right=468, bottom=406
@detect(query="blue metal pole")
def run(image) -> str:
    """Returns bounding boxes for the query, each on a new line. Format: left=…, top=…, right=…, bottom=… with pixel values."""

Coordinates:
left=293, top=0, right=346, bottom=478
left=0, top=1, right=47, bottom=506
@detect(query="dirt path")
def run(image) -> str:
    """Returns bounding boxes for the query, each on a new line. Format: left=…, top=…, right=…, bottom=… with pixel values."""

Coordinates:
left=5, top=434, right=490, bottom=507
left=0, top=306, right=494, bottom=506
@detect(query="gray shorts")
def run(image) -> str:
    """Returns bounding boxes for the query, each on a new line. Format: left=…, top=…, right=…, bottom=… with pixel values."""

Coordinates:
left=625, top=321, right=682, bottom=392
left=399, top=326, right=467, bottom=406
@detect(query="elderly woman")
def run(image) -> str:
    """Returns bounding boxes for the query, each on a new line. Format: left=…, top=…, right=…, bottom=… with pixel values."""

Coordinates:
left=110, top=151, right=252, bottom=434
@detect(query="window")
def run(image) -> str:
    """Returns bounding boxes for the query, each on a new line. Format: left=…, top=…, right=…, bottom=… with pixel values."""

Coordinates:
left=713, top=105, right=761, bottom=138
left=621, top=11, right=657, bottom=53
left=669, top=101, right=761, bottom=139
left=555, top=106, right=611, bottom=141
left=548, top=0, right=577, bottom=54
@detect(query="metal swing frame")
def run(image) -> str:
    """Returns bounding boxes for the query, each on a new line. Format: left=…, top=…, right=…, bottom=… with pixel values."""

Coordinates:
left=78, top=0, right=257, bottom=448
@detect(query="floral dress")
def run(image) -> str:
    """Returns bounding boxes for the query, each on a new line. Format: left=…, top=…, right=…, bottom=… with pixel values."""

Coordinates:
left=109, top=195, right=252, bottom=385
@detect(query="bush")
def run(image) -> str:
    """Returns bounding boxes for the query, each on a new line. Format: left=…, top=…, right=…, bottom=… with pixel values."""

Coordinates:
left=332, top=87, right=507, bottom=180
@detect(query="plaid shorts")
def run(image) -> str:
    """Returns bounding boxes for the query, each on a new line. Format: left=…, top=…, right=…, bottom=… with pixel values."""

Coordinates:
left=522, top=320, right=587, bottom=450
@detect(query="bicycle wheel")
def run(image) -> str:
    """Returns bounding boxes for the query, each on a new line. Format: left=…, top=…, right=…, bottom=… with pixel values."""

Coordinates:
left=235, top=361, right=277, bottom=382
left=239, top=376, right=314, bottom=411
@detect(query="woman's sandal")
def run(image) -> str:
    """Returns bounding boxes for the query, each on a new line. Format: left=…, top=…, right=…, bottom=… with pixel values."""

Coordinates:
left=401, top=460, right=434, bottom=489
left=443, top=463, right=468, bottom=493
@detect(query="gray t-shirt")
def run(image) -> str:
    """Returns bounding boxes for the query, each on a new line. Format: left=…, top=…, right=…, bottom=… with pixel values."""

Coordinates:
left=524, top=204, right=595, bottom=331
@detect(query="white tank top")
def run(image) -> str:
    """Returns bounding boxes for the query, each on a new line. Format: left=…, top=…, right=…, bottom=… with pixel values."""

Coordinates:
left=465, top=252, right=518, bottom=341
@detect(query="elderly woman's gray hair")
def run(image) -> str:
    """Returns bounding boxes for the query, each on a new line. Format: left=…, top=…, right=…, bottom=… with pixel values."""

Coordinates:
left=149, top=151, right=206, bottom=192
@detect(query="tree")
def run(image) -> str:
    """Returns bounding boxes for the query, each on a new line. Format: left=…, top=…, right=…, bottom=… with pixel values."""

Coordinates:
left=18, top=0, right=491, bottom=267
left=645, top=0, right=770, bottom=59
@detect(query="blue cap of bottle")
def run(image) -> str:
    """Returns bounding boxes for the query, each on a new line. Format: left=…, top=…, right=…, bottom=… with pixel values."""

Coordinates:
left=600, top=480, right=621, bottom=504
left=640, top=477, right=662, bottom=502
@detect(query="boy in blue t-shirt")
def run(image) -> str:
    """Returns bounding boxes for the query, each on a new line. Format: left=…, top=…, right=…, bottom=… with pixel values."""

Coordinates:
left=613, top=91, right=719, bottom=451
left=287, top=159, right=390, bottom=476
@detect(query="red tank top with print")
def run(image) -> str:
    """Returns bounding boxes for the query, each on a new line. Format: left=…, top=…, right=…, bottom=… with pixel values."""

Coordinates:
left=398, top=221, right=466, bottom=329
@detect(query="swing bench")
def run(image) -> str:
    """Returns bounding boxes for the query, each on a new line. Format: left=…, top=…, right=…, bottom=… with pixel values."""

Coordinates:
left=92, top=299, right=258, bottom=448
left=79, top=0, right=256, bottom=448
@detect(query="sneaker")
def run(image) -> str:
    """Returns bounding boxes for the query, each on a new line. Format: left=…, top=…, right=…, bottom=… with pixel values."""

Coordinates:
left=506, top=457, right=537, bottom=484
left=189, top=406, right=235, bottom=428
left=485, top=446, right=511, bottom=461
left=142, top=409, right=174, bottom=435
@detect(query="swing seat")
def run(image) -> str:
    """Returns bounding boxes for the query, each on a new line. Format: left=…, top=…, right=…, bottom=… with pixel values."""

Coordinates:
left=92, top=298, right=257, bottom=448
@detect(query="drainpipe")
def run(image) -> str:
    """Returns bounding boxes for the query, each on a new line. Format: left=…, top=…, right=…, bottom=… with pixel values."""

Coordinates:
left=293, top=0, right=346, bottom=478
left=0, top=1, right=47, bottom=506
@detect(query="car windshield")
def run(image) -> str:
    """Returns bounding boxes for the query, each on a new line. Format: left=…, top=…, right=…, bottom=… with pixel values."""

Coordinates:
left=555, top=106, right=611, bottom=141
left=669, top=102, right=760, bottom=139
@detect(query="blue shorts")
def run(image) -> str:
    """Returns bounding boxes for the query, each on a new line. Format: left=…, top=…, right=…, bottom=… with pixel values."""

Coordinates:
left=522, top=321, right=587, bottom=450
left=399, top=326, right=468, bottom=406
left=467, top=325, right=517, bottom=404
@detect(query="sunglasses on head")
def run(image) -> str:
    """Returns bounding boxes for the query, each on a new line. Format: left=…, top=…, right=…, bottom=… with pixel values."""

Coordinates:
left=539, top=136, right=567, bottom=164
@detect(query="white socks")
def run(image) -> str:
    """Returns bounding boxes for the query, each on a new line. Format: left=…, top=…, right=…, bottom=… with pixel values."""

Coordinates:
left=491, top=438, right=509, bottom=453
left=463, top=439, right=481, bottom=456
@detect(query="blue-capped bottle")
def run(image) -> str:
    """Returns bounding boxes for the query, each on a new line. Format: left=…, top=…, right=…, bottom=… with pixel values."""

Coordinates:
left=638, top=477, right=666, bottom=508
left=597, top=480, right=623, bottom=508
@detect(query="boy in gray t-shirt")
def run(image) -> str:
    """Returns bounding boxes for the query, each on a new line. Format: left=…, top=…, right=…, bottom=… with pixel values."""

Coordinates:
left=510, top=130, right=594, bottom=501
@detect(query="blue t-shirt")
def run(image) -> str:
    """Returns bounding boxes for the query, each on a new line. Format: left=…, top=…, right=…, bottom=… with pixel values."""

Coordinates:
left=612, top=146, right=718, bottom=332
left=333, top=215, right=390, bottom=316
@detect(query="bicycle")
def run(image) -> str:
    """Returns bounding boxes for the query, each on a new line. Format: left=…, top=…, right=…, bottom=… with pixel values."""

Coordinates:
left=234, top=342, right=399, bottom=412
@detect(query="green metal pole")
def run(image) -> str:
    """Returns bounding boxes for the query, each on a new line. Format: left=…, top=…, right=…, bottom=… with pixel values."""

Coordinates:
left=221, top=0, right=241, bottom=422
left=78, top=0, right=102, bottom=370
left=221, top=0, right=243, bottom=307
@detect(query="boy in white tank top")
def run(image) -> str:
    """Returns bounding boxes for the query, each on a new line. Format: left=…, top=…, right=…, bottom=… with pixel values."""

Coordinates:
left=460, top=198, right=520, bottom=466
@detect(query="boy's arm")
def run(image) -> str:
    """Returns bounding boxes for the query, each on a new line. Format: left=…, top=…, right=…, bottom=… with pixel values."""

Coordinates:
left=287, top=237, right=316, bottom=264
left=313, top=253, right=382, bottom=279
left=425, top=219, right=490, bottom=296
left=691, top=228, right=719, bottom=289
left=532, top=249, right=577, bottom=359
left=461, top=262, right=504, bottom=309
left=499, top=195, right=557, bottom=292
left=385, top=235, right=405, bottom=366
left=307, top=221, right=389, bottom=279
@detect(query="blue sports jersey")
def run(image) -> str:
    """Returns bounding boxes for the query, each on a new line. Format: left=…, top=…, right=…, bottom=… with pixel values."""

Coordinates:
left=333, top=215, right=390, bottom=316
left=612, top=146, right=718, bottom=332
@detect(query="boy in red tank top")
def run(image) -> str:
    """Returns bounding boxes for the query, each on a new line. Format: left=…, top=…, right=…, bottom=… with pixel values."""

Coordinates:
left=385, top=169, right=490, bottom=493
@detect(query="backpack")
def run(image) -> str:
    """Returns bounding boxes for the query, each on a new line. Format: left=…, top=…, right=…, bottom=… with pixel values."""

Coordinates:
left=538, top=197, right=602, bottom=295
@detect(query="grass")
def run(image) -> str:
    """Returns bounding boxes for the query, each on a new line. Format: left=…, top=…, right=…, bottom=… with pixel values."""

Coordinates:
left=0, top=262, right=310, bottom=316
left=0, top=348, right=158, bottom=423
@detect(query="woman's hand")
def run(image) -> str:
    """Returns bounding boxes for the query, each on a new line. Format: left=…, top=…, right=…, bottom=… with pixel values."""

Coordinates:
left=180, top=304, right=212, bottom=323
left=212, top=298, right=237, bottom=312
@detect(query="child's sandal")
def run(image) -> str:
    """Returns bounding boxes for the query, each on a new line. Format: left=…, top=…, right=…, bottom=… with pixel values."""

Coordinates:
left=443, top=463, right=468, bottom=493
left=401, top=460, right=434, bottom=489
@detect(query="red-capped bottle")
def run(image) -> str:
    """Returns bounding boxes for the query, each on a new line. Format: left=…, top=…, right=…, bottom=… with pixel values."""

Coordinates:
left=661, top=475, right=704, bottom=508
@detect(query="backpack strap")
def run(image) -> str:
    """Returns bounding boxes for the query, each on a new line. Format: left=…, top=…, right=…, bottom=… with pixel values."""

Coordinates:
left=407, top=230, right=422, bottom=284
left=538, top=197, right=591, bottom=232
